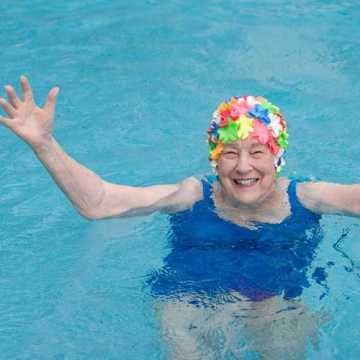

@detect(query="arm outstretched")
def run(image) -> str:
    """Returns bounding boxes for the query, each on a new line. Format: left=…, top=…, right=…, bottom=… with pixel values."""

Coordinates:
left=0, top=76, right=202, bottom=219
left=297, top=181, right=360, bottom=217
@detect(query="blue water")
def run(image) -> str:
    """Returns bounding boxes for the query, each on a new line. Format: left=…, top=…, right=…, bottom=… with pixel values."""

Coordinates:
left=1, top=0, right=360, bottom=358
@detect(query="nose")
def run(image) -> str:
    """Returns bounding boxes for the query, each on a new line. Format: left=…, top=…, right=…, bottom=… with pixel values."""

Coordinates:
left=235, top=152, right=252, bottom=173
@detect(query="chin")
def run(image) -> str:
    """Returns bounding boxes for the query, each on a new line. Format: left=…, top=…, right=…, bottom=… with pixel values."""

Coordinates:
left=232, top=192, right=263, bottom=207
left=222, top=178, right=272, bottom=207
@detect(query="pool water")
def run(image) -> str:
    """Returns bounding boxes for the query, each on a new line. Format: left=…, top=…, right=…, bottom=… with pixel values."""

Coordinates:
left=1, top=0, right=360, bottom=358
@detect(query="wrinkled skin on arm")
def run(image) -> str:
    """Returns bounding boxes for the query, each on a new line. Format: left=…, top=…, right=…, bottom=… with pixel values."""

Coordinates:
left=0, top=77, right=202, bottom=219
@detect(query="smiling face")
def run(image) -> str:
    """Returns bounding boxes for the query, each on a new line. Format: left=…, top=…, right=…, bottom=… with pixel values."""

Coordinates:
left=208, top=96, right=288, bottom=175
left=216, top=136, right=277, bottom=208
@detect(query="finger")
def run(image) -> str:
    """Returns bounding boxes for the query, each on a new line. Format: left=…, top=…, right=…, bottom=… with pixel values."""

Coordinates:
left=20, top=75, right=34, bottom=103
left=0, top=115, right=12, bottom=129
left=4, top=85, right=21, bottom=108
left=0, top=97, right=16, bottom=117
left=43, top=87, right=60, bottom=114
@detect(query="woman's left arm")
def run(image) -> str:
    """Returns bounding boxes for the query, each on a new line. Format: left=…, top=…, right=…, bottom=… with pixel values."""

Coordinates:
left=297, top=182, right=360, bottom=217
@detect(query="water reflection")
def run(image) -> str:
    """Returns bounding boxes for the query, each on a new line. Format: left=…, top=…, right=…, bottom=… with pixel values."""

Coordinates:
left=156, top=292, right=329, bottom=359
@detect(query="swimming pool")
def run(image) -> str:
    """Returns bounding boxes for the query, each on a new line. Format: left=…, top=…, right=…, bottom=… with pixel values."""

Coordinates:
left=1, top=0, right=360, bottom=358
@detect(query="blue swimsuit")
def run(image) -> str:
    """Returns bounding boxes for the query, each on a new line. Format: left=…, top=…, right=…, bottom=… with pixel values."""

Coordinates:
left=149, top=177, right=322, bottom=301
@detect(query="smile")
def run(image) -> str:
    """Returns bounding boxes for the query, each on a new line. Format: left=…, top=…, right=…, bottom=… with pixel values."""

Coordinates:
left=233, top=178, right=259, bottom=186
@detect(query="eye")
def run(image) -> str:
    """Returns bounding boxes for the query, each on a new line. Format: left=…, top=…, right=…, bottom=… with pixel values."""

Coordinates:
left=223, top=151, right=238, bottom=158
left=251, top=150, right=265, bottom=156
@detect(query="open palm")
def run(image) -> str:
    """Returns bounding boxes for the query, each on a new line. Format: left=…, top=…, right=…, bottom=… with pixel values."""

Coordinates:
left=0, top=76, right=59, bottom=150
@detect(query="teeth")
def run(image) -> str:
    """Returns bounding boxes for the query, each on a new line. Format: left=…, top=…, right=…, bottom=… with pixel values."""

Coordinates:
left=234, top=178, right=257, bottom=185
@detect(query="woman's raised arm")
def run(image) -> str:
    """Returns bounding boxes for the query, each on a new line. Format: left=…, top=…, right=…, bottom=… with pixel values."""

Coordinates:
left=0, top=76, right=202, bottom=219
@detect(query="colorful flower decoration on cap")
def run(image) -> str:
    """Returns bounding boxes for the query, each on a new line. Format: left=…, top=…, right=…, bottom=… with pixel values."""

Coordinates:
left=207, top=96, right=288, bottom=174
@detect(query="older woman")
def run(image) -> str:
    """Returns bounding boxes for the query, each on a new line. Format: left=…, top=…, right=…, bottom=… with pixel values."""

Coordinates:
left=0, top=76, right=359, bottom=359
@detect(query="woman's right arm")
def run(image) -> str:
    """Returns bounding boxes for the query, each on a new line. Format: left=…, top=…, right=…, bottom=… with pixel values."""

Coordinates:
left=0, top=76, right=202, bottom=219
left=33, top=137, right=202, bottom=219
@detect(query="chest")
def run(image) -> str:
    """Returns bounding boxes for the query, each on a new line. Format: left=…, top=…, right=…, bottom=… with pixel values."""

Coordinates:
left=170, top=206, right=301, bottom=251
left=215, top=205, right=291, bottom=229
left=212, top=181, right=291, bottom=227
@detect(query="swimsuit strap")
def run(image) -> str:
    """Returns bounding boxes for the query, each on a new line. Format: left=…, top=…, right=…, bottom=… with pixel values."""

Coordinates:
left=200, top=175, right=218, bottom=209
left=287, top=179, right=322, bottom=222
left=288, top=179, right=312, bottom=214
left=287, top=179, right=305, bottom=213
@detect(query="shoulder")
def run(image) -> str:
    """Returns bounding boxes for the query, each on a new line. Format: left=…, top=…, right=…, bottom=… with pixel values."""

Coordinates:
left=288, top=179, right=322, bottom=214
left=297, top=181, right=333, bottom=214
left=160, top=176, right=204, bottom=214
left=277, top=177, right=291, bottom=190
left=178, top=176, right=203, bottom=202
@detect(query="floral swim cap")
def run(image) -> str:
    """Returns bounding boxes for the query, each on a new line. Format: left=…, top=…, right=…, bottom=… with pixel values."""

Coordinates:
left=207, top=96, right=289, bottom=174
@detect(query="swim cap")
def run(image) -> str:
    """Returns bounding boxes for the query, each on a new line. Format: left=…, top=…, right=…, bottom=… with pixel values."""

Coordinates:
left=207, top=96, right=288, bottom=174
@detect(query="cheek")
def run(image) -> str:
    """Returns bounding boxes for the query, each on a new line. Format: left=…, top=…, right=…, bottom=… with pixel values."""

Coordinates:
left=260, top=155, right=276, bottom=173
left=260, top=161, right=277, bottom=185
left=216, top=159, right=233, bottom=175
left=264, top=162, right=276, bottom=175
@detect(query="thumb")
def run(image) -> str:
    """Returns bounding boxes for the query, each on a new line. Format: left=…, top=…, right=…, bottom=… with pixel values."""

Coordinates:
left=44, top=87, right=60, bottom=114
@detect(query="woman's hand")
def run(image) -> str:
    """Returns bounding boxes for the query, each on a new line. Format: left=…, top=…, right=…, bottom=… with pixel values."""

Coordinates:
left=0, top=76, right=59, bottom=151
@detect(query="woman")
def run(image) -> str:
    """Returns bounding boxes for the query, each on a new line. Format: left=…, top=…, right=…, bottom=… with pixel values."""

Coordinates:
left=0, top=76, right=359, bottom=359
